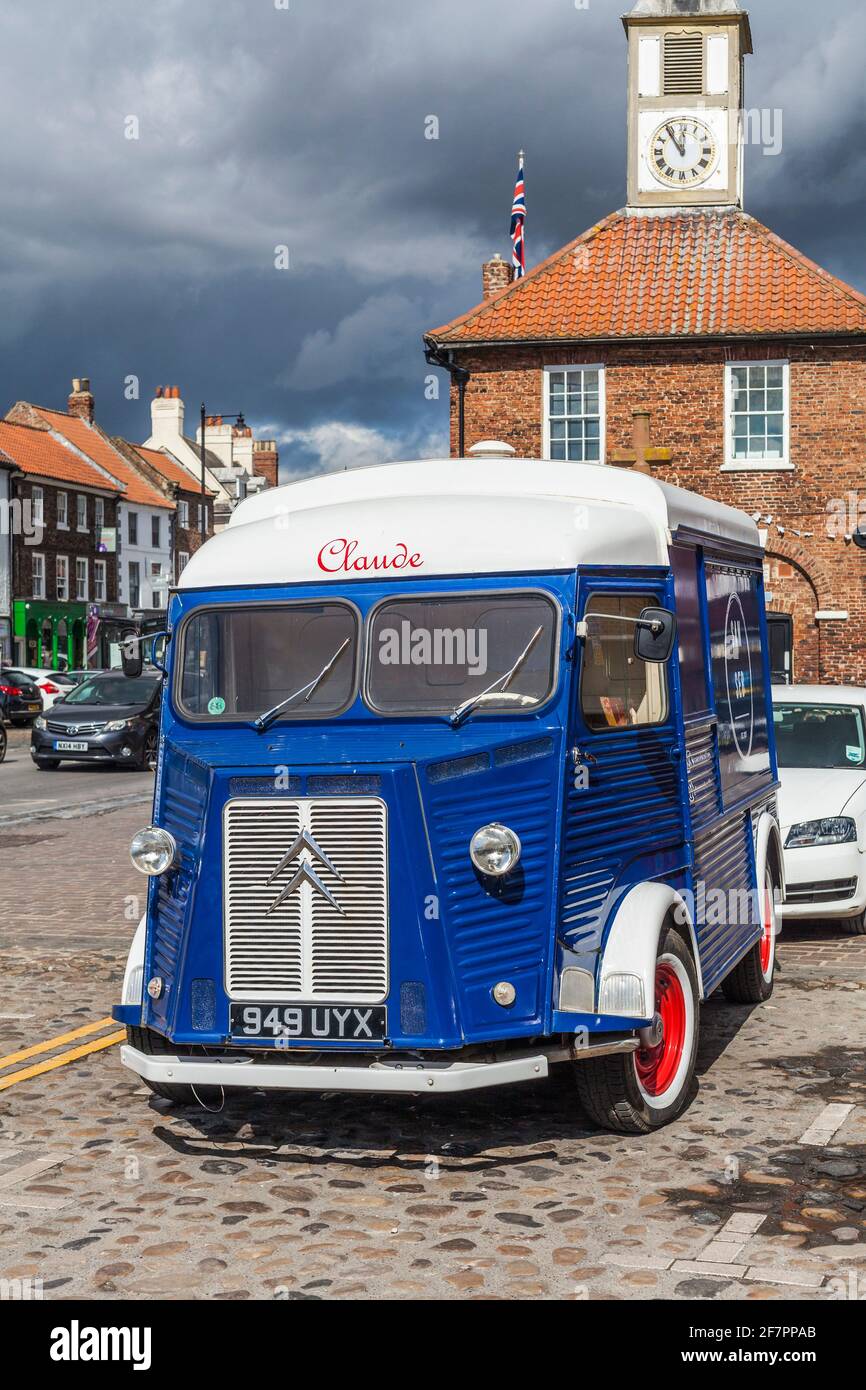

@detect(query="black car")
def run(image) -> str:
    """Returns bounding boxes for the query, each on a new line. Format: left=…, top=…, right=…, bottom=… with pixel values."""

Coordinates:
left=0, top=668, right=44, bottom=725
left=31, top=672, right=162, bottom=771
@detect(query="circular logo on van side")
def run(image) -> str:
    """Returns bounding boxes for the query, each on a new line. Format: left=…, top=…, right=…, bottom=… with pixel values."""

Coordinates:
left=723, top=591, right=754, bottom=760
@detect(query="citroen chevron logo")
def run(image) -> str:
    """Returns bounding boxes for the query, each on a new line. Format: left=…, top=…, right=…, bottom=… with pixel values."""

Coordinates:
left=266, top=828, right=345, bottom=916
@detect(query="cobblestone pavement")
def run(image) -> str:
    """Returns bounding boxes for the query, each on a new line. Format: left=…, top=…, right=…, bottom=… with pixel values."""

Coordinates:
left=0, top=805, right=864, bottom=1301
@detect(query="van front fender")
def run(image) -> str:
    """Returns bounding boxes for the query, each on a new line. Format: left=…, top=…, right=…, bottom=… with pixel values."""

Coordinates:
left=598, top=883, right=702, bottom=1019
left=120, top=916, right=147, bottom=1006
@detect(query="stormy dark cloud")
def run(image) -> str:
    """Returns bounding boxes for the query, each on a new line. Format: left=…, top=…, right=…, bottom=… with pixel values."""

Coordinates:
left=0, top=0, right=863, bottom=479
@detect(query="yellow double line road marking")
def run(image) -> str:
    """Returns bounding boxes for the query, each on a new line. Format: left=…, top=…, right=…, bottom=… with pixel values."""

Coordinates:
left=0, top=1016, right=125, bottom=1092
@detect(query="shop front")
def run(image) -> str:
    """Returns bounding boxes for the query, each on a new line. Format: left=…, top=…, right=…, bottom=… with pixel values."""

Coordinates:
left=13, top=600, right=87, bottom=670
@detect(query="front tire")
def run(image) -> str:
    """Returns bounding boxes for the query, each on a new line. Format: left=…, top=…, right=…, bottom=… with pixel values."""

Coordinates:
left=844, top=912, right=866, bottom=937
left=34, top=756, right=61, bottom=770
left=126, top=1025, right=200, bottom=1105
left=574, top=925, right=699, bottom=1134
left=135, top=728, right=158, bottom=772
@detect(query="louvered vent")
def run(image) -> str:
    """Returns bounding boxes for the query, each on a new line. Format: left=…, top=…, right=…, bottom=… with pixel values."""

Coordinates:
left=663, top=33, right=704, bottom=95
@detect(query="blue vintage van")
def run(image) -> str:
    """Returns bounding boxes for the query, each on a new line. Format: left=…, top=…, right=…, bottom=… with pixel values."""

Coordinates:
left=114, top=456, right=784, bottom=1133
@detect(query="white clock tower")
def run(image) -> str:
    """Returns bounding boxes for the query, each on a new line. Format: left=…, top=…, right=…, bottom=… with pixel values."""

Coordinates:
left=624, top=0, right=752, bottom=209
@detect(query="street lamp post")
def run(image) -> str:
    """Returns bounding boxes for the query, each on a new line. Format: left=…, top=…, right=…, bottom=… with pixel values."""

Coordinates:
left=199, top=404, right=246, bottom=538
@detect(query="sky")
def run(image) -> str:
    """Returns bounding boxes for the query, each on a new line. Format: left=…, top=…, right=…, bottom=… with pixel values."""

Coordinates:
left=1, top=0, right=864, bottom=481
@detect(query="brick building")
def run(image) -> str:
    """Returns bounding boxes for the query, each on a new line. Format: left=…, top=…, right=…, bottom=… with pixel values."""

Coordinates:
left=122, top=443, right=216, bottom=584
left=0, top=418, right=122, bottom=668
left=425, top=0, right=866, bottom=686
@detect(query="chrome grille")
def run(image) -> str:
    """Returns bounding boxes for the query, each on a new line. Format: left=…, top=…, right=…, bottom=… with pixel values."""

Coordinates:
left=224, top=797, right=388, bottom=1003
left=47, top=719, right=106, bottom=736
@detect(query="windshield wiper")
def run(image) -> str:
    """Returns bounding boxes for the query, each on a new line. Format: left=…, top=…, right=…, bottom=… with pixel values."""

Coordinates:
left=251, top=637, right=352, bottom=733
left=449, top=626, right=544, bottom=729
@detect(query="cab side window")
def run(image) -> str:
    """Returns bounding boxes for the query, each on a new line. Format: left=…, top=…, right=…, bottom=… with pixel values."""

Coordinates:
left=580, top=593, right=669, bottom=731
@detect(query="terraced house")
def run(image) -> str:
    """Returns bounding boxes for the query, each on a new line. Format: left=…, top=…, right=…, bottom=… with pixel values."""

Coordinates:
left=426, top=0, right=866, bottom=686
left=0, top=415, right=122, bottom=669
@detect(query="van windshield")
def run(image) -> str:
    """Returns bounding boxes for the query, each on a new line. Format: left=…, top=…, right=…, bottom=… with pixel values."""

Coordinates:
left=178, top=604, right=358, bottom=720
left=366, top=593, right=558, bottom=716
left=774, top=702, right=866, bottom=770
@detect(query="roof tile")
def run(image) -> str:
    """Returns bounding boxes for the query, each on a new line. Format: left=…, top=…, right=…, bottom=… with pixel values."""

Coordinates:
left=0, top=419, right=123, bottom=490
left=428, top=209, right=866, bottom=344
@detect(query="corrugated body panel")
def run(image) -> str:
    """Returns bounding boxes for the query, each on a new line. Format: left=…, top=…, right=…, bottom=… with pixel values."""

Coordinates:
left=559, top=732, right=682, bottom=948
left=693, top=810, right=756, bottom=990
left=686, top=722, right=722, bottom=831
left=147, top=753, right=209, bottom=1023
left=425, top=769, right=556, bottom=998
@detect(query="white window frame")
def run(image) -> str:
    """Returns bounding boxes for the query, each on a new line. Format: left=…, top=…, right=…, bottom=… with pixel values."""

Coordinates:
left=722, top=360, right=792, bottom=471
left=177, top=499, right=189, bottom=529
left=151, top=514, right=161, bottom=549
left=128, top=559, right=141, bottom=608
left=94, top=496, right=105, bottom=532
left=57, top=491, right=68, bottom=529
left=94, top=559, right=106, bottom=602
left=76, top=494, right=87, bottom=532
left=56, top=554, right=69, bottom=601
left=543, top=364, right=606, bottom=464
left=32, top=551, right=45, bottom=600
left=177, top=550, right=190, bottom=579
left=31, top=486, right=44, bottom=527
left=75, top=557, right=88, bottom=601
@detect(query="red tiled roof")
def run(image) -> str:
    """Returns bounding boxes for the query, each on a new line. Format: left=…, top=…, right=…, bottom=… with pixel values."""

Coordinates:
left=427, top=209, right=866, bottom=344
left=0, top=419, right=122, bottom=490
left=133, top=444, right=216, bottom=496
left=29, top=408, right=172, bottom=509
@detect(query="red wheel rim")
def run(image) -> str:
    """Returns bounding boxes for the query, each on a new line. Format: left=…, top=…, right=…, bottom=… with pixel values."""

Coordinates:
left=760, top=885, right=773, bottom=975
left=634, top=962, right=687, bottom=1098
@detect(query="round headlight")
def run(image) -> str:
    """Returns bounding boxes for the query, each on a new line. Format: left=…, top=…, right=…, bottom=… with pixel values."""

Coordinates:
left=469, top=823, right=522, bottom=877
left=130, top=825, right=177, bottom=876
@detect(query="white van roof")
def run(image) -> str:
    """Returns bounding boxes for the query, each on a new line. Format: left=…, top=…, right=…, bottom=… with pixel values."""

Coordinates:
left=178, top=457, right=760, bottom=590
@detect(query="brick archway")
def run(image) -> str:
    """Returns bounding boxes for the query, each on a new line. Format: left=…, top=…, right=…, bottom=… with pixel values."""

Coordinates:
left=766, top=541, right=835, bottom=612
left=764, top=547, right=825, bottom=685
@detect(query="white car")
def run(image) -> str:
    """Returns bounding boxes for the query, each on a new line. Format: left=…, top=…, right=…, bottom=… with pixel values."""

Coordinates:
left=7, top=666, right=80, bottom=711
left=773, top=684, right=866, bottom=935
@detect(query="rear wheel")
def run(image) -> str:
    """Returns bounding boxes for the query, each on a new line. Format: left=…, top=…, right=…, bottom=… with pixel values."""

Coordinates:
left=574, top=925, right=699, bottom=1133
left=125, top=1025, right=222, bottom=1107
left=0, top=726, right=6, bottom=763
left=722, top=864, right=777, bottom=1003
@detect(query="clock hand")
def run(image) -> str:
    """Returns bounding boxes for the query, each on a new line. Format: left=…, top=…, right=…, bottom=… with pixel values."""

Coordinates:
left=666, top=122, right=686, bottom=158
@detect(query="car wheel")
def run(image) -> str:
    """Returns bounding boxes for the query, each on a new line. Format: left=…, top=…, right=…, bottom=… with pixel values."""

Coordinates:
left=722, top=864, right=778, bottom=1004
left=135, top=728, right=158, bottom=772
left=844, top=912, right=866, bottom=936
left=34, top=757, right=61, bottom=770
left=573, top=923, right=699, bottom=1134
left=0, top=729, right=6, bottom=763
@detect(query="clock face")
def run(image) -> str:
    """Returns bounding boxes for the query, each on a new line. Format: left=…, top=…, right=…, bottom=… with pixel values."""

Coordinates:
left=649, top=117, right=719, bottom=189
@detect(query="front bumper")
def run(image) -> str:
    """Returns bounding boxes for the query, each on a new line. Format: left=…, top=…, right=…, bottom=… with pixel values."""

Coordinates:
left=780, top=840, right=866, bottom=920
left=120, top=1035, right=640, bottom=1095
left=121, top=1043, right=552, bottom=1094
left=31, top=726, right=147, bottom=764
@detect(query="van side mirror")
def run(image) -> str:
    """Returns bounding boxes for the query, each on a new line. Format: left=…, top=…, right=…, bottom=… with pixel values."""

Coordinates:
left=634, top=608, right=677, bottom=664
left=120, top=629, right=144, bottom=679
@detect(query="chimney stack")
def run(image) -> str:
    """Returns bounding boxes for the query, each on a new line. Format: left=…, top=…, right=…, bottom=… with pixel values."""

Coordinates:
left=482, top=253, right=514, bottom=299
left=150, top=384, right=185, bottom=446
left=68, top=377, right=95, bottom=423
left=252, top=439, right=279, bottom=489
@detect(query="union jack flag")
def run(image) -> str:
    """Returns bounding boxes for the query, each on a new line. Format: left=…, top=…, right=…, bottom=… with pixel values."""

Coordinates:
left=510, top=153, right=525, bottom=279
